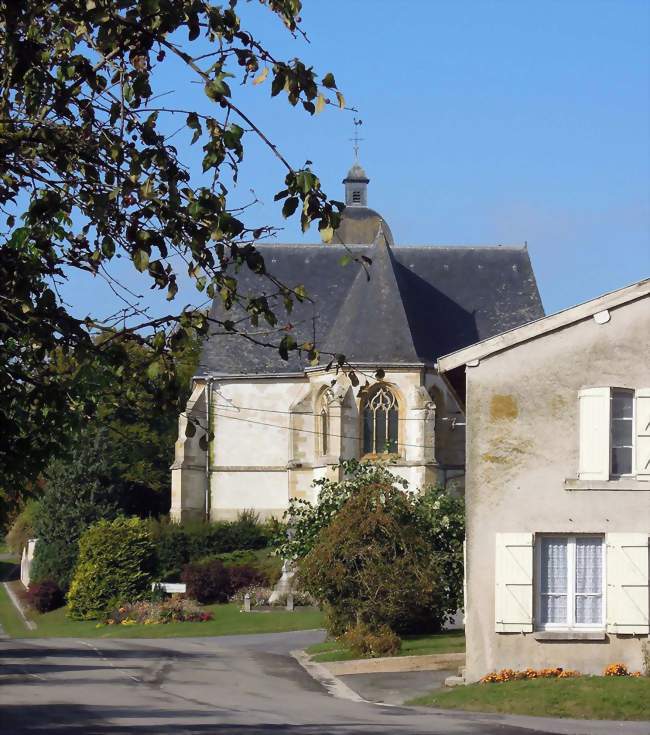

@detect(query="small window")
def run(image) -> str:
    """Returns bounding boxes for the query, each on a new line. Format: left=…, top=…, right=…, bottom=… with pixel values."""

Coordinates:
left=362, top=385, right=398, bottom=455
left=320, top=408, right=328, bottom=455
left=537, top=535, right=604, bottom=629
left=611, top=389, right=634, bottom=476
left=352, top=190, right=361, bottom=203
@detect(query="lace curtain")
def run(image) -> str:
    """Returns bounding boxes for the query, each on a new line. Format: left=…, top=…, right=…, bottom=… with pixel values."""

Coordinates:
left=540, top=537, right=567, bottom=624
left=575, top=537, right=602, bottom=624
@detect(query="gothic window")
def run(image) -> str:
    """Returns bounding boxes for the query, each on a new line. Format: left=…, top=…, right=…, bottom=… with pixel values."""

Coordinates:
left=362, top=385, right=398, bottom=455
left=319, top=389, right=333, bottom=456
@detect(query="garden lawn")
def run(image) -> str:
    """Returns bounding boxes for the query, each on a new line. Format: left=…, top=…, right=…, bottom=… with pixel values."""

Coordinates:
left=306, top=630, right=465, bottom=663
left=407, top=677, right=650, bottom=720
left=0, top=591, right=324, bottom=639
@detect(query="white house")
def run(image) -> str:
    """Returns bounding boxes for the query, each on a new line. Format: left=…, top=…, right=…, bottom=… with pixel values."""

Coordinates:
left=438, top=279, right=650, bottom=681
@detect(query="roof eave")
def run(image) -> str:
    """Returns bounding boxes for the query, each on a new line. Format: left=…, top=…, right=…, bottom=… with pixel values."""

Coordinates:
left=436, top=278, right=650, bottom=373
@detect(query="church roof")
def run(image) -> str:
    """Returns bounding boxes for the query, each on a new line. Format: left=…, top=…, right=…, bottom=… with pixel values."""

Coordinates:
left=197, top=161, right=543, bottom=376
left=198, top=241, right=544, bottom=376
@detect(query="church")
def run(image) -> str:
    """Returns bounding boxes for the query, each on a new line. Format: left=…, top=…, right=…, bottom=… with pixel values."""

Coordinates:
left=170, top=163, right=544, bottom=521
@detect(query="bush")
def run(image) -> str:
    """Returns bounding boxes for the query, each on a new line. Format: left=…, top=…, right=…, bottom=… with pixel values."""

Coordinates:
left=298, top=475, right=445, bottom=636
left=147, top=513, right=280, bottom=581
left=5, top=499, right=41, bottom=555
left=342, top=623, right=401, bottom=658
left=68, top=517, right=156, bottom=619
left=181, top=559, right=230, bottom=603
left=227, top=564, right=268, bottom=592
left=25, top=579, right=64, bottom=613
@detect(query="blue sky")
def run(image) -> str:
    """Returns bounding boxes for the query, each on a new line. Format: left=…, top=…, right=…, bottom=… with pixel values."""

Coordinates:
left=64, top=0, right=649, bottom=320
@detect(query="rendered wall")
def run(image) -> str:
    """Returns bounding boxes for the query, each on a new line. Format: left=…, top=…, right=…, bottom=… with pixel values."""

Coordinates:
left=464, top=296, right=650, bottom=681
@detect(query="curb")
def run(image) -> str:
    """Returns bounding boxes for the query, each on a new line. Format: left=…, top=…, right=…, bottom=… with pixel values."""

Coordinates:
left=3, top=581, right=37, bottom=631
left=290, top=649, right=366, bottom=703
left=322, top=651, right=466, bottom=676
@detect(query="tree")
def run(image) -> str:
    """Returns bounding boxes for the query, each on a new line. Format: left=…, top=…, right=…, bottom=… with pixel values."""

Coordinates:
left=0, top=1, right=349, bottom=499
left=30, top=430, right=123, bottom=590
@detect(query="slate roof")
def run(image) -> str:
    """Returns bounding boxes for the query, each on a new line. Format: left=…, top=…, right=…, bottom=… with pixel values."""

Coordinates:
left=198, top=235, right=544, bottom=376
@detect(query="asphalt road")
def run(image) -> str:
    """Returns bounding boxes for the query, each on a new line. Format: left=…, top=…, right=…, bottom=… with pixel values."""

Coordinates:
left=0, top=631, right=647, bottom=735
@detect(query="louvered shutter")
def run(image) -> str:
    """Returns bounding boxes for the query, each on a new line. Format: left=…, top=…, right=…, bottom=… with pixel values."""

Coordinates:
left=635, top=389, right=650, bottom=479
left=578, top=387, right=610, bottom=481
left=606, top=534, right=649, bottom=635
left=495, top=533, right=534, bottom=633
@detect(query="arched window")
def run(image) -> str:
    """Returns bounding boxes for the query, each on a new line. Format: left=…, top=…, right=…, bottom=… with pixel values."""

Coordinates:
left=362, top=385, right=398, bottom=455
left=319, top=389, right=333, bottom=456
left=320, top=406, right=329, bottom=455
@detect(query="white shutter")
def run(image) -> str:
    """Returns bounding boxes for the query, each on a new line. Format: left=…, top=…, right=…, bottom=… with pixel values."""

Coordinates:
left=578, top=387, right=610, bottom=481
left=495, top=533, right=534, bottom=633
left=606, top=533, right=649, bottom=635
left=635, top=389, right=650, bottom=480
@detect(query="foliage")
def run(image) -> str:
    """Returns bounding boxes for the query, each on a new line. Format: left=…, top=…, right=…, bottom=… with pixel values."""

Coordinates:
left=24, top=579, right=64, bottom=613
left=181, top=559, right=230, bottom=604
left=226, top=564, right=268, bottom=593
left=481, top=668, right=581, bottom=683
left=30, top=432, right=123, bottom=590
left=277, top=460, right=465, bottom=629
left=275, top=460, right=409, bottom=561
left=341, top=623, right=402, bottom=658
left=5, top=499, right=41, bottom=555
left=148, top=513, right=277, bottom=581
left=0, top=0, right=348, bottom=499
left=104, top=598, right=212, bottom=626
left=298, top=477, right=446, bottom=636
left=67, top=517, right=156, bottom=619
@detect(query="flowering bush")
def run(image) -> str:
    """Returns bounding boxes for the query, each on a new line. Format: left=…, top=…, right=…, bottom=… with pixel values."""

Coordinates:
left=603, top=663, right=641, bottom=677
left=481, top=667, right=581, bottom=683
left=104, top=598, right=213, bottom=626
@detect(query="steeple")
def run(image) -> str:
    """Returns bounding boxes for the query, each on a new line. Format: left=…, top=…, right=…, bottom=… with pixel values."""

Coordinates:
left=322, top=226, right=420, bottom=364
left=343, top=162, right=369, bottom=207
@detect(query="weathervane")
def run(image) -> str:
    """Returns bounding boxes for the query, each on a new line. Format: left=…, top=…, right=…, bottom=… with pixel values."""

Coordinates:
left=349, top=117, right=364, bottom=160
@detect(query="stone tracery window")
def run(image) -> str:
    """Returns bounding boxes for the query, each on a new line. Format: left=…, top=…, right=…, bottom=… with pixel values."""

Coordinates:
left=319, top=389, right=333, bottom=456
left=362, top=385, right=398, bottom=455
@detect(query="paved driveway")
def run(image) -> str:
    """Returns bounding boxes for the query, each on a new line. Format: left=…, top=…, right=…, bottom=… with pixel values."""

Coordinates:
left=0, top=632, right=647, bottom=735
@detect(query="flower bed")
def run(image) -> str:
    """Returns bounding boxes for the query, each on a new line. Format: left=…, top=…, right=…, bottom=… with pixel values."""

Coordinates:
left=481, top=667, right=581, bottom=683
left=604, top=663, right=641, bottom=677
left=104, top=598, right=213, bottom=626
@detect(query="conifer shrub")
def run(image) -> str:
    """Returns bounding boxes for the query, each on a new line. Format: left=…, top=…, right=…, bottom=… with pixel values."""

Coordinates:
left=181, top=559, right=230, bottom=603
left=67, top=517, right=156, bottom=619
left=25, top=579, right=64, bottom=613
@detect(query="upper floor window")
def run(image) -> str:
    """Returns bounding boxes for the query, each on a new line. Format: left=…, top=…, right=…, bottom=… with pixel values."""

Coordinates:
left=611, top=389, right=634, bottom=476
left=362, top=385, right=398, bottom=455
left=320, top=406, right=329, bottom=455
left=578, top=387, right=650, bottom=481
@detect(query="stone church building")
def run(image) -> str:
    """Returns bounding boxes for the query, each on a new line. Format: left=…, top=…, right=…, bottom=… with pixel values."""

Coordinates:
left=171, top=164, right=543, bottom=521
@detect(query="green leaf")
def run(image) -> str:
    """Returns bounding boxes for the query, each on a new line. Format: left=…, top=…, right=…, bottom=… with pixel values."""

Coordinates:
left=339, top=254, right=352, bottom=266
left=322, top=72, right=336, bottom=89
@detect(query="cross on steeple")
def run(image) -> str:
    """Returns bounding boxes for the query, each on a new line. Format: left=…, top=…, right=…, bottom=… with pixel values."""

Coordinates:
left=349, top=117, right=364, bottom=160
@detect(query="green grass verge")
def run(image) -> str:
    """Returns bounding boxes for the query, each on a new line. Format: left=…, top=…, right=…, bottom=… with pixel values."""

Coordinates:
left=0, top=593, right=324, bottom=639
left=306, top=630, right=465, bottom=663
left=407, top=677, right=650, bottom=720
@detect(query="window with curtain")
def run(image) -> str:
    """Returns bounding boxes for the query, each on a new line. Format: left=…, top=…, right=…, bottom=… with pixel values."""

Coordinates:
left=538, top=535, right=604, bottom=628
left=362, top=385, right=398, bottom=455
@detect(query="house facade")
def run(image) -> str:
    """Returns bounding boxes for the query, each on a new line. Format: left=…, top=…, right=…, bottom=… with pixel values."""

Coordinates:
left=170, top=163, right=543, bottom=522
left=438, top=279, right=650, bottom=681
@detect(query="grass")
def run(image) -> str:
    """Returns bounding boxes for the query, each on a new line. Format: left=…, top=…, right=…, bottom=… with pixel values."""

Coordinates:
left=0, top=586, right=324, bottom=639
left=407, top=677, right=650, bottom=720
left=306, top=630, right=465, bottom=663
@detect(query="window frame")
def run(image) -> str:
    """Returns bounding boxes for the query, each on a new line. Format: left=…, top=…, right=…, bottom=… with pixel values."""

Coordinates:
left=360, top=383, right=400, bottom=458
left=535, top=534, right=606, bottom=632
left=609, top=388, right=635, bottom=478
